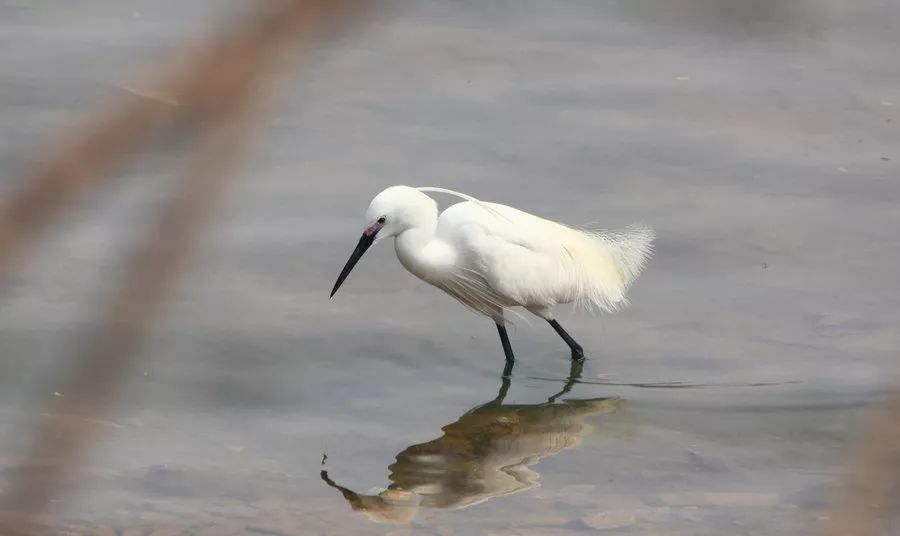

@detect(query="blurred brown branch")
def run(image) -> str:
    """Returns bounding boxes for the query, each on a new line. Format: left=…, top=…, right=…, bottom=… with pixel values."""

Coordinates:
left=0, top=1, right=368, bottom=533
left=0, top=0, right=364, bottom=276
left=821, top=386, right=900, bottom=536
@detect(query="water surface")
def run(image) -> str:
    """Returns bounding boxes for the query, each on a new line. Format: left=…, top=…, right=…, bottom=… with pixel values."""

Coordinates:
left=0, top=1, right=898, bottom=534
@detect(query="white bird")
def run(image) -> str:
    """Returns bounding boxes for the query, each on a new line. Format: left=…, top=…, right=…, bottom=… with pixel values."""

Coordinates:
left=330, top=185, right=653, bottom=369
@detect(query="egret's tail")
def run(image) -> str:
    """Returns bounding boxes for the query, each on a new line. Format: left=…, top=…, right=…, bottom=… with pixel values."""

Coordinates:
left=567, top=224, right=654, bottom=313
left=596, top=224, right=655, bottom=290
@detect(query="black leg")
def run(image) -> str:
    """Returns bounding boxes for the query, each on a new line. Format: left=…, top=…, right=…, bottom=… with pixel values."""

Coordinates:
left=547, top=319, right=585, bottom=361
left=496, top=322, right=515, bottom=373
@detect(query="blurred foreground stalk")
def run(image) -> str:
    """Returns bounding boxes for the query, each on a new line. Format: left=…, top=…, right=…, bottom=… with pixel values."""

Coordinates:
left=0, top=1, right=367, bottom=533
left=822, top=387, right=900, bottom=536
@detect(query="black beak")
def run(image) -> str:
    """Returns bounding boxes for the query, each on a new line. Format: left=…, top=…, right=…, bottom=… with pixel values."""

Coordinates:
left=330, top=231, right=376, bottom=298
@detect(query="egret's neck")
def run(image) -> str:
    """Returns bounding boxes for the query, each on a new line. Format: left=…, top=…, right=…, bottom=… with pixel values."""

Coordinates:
left=394, top=223, right=454, bottom=282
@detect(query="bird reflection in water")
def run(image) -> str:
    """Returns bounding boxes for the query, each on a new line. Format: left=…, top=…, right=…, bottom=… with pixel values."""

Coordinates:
left=321, top=360, right=621, bottom=524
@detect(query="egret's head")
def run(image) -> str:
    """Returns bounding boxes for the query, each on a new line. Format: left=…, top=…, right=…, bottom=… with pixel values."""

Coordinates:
left=365, top=185, right=437, bottom=241
left=330, top=186, right=436, bottom=298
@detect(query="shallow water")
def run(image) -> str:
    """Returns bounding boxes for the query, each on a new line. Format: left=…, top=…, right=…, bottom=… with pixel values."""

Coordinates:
left=0, top=1, right=898, bottom=534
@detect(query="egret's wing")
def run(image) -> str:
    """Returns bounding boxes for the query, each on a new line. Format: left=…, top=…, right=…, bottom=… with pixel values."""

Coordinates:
left=437, top=201, right=561, bottom=253
left=437, top=201, right=643, bottom=313
left=436, top=205, right=566, bottom=310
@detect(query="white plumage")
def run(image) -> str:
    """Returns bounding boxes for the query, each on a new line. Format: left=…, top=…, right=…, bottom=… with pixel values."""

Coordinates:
left=331, top=185, right=653, bottom=364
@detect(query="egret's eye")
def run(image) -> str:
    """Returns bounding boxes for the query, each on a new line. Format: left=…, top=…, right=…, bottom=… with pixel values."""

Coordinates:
left=377, top=216, right=386, bottom=224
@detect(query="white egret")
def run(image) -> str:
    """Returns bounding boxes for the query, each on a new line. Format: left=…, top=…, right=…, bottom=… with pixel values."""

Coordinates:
left=330, top=185, right=653, bottom=367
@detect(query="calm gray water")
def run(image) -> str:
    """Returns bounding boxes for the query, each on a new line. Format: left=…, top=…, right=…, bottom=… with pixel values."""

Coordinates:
left=1, top=1, right=898, bottom=534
